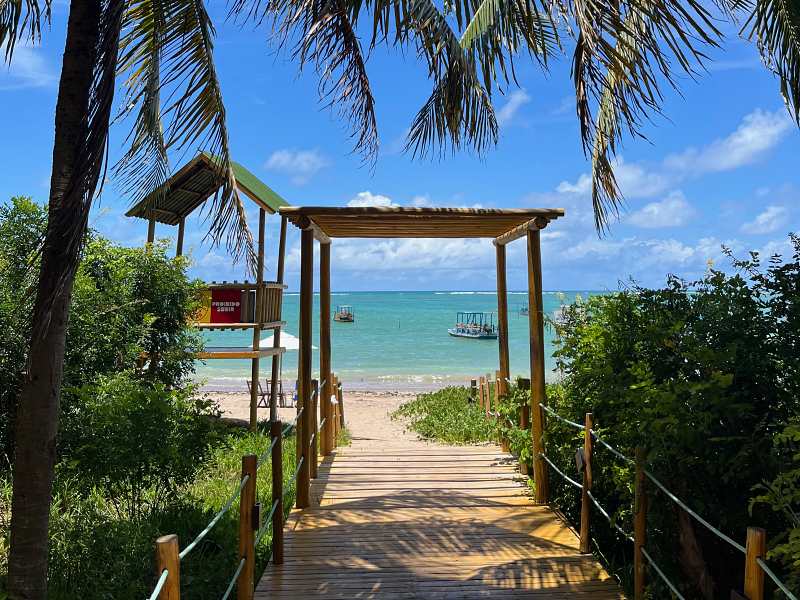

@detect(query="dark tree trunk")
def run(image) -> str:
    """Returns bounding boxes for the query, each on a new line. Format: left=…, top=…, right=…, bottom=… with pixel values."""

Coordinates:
left=7, top=1, right=121, bottom=597
left=677, top=507, right=716, bottom=599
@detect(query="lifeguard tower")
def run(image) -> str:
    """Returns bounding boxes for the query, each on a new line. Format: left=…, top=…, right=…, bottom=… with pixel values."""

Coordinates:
left=126, top=152, right=289, bottom=429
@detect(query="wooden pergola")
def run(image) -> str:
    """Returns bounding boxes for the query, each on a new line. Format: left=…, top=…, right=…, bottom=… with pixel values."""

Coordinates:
left=280, top=205, right=565, bottom=505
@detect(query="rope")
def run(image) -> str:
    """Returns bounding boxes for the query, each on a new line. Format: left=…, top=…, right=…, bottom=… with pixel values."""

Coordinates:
left=541, top=453, right=582, bottom=489
left=254, top=499, right=280, bottom=548
left=590, top=430, right=634, bottom=465
left=586, top=490, right=634, bottom=542
left=540, top=403, right=585, bottom=430
left=643, top=468, right=746, bottom=554
left=640, top=547, right=686, bottom=600
left=220, top=557, right=246, bottom=600
left=146, top=569, right=168, bottom=600
left=256, top=437, right=279, bottom=470
left=757, top=557, right=799, bottom=600
left=309, top=432, right=316, bottom=448
left=179, top=474, right=250, bottom=560
left=283, top=456, right=305, bottom=497
left=319, top=417, right=327, bottom=430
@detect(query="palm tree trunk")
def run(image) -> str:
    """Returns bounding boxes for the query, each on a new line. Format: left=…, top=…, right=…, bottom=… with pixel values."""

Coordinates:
left=7, top=1, right=117, bottom=597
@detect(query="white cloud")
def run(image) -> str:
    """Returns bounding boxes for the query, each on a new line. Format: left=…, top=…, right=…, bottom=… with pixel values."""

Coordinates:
left=557, top=158, right=669, bottom=199
left=627, top=191, right=695, bottom=228
left=496, top=90, right=530, bottom=126
left=265, top=149, right=329, bottom=184
left=556, top=174, right=591, bottom=195
left=329, top=237, right=493, bottom=271
left=346, top=191, right=397, bottom=207
left=741, top=205, right=789, bottom=234
left=0, top=45, right=56, bottom=91
left=665, top=109, right=792, bottom=174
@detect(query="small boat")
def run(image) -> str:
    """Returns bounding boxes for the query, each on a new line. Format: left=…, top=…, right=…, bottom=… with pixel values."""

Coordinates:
left=448, top=311, right=498, bottom=339
left=334, top=304, right=354, bottom=323
left=519, top=303, right=529, bottom=316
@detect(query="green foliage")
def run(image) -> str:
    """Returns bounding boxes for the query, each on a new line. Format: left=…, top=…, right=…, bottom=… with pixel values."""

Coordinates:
left=393, top=386, right=495, bottom=444
left=62, top=372, right=221, bottom=520
left=0, top=197, right=47, bottom=460
left=1, top=429, right=299, bottom=599
left=751, top=421, right=800, bottom=593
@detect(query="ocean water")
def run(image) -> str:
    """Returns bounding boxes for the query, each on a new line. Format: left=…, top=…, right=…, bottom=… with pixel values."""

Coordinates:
left=195, top=291, right=597, bottom=391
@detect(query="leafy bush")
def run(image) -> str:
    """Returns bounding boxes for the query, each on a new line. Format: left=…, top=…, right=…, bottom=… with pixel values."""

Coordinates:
left=0, top=197, right=47, bottom=460
left=393, top=386, right=495, bottom=444
left=63, top=372, right=220, bottom=520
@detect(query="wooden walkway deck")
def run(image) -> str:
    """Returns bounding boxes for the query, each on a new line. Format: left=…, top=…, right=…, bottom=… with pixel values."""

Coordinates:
left=257, top=401, right=624, bottom=599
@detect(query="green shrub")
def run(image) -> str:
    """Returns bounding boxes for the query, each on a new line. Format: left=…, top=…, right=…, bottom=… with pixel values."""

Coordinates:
left=63, top=372, right=220, bottom=520
left=393, top=386, right=495, bottom=444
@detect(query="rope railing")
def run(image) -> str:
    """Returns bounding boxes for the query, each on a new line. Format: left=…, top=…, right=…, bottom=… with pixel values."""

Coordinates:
left=254, top=499, right=280, bottom=548
left=220, top=557, right=246, bottom=600
left=586, top=490, right=633, bottom=542
left=590, top=429, right=634, bottom=465
left=541, top=453, right=582, bottom=489
left=540, top=403, right=585, bottom=430
left=179, top=473, right=251, bottom=560
left=284, top=456, right=305, bottom=497
left=758, top=557, right=799, bottom=600
left=146, top=569, right=169, bottom=600
left=640, top=547, right=686, bottom=600
left=256, top=436, right=280, bottom=470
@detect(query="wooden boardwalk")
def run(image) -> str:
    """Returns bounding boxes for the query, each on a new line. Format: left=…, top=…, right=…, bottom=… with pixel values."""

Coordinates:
left=257, top=402, right=623, bottom=599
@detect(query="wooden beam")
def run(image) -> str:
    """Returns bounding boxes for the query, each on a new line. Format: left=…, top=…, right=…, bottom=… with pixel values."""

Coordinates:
left=297, top=228, right=313, bottom=509
left=494, top=216, right=550, bottom=246
left=197, top=348, right=284, bottom=360
left=527, top=228, right=548, bottom=504
left=249, top=208, right=266, bottom=431
left=294, top=215, right=332, bottom=244
left=269, top=216, right=288, bottom=422
left=319, top=242, right=333, bottom=456
left=147, top=217, right=156, bottom=245
left=176, top=218, right=185, bottom=256
left=495, top=243, right=510, bottom=383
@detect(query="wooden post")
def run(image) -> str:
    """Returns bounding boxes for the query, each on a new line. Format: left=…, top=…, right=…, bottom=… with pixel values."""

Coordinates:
left=238, top=454, right=257, bottom=600
left=270, top=421, right=284, bottom=565
left=320, top=241, right=333, bottom=455
left=478, top=376, right=485, bottom=410
left=527, top=228, right=548, bottom=504
left=470, top=378, right=477, bottom=401
left=310, top=379, right=319, bottom=479
left=269, top=216, right=288, bottom=422
left=744, top=527, right=766, bottom=600
left=337, top=380, right=345, bottom=430
left=579, top=413, right=593, bottom=553
left=147, top=216, right=156, bottom=245
left=250, top=208, right=266, bottom=431
left=495, top=242, right=511, bottom=383
left=634, top=447, right=647, bottom=600
left=155, top=534, right=180, bottom=600
left=331, top=373, right=340, bottom=443
left=297, top=228, right=313, bottom=509
left=176, top=218, right=185, bottom=257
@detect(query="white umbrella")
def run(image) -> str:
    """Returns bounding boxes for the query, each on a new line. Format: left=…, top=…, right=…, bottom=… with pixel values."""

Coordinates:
left=259, top=331, right=316, bottom=351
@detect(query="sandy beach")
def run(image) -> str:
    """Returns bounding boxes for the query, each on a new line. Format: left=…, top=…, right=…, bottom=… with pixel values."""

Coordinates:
left=208, top=388, right=421, bottom=437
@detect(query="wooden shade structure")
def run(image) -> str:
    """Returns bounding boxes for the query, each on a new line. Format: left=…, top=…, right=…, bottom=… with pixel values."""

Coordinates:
left=126, top=153, right=291, bottom=431
left=282, top=204, right=564, bottom=506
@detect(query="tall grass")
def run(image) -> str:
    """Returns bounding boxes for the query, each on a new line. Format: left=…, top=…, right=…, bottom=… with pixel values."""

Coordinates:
left=392, top=386, right=495, bottom=444
left=0, top=424, right=298, bottom=600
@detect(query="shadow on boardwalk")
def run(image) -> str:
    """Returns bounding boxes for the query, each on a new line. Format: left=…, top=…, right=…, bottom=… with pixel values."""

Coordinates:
left=257, top=442, right=623, bottom=599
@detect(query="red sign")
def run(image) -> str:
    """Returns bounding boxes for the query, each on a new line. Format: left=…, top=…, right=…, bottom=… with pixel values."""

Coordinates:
left=210, top=289, right=242, bottom=323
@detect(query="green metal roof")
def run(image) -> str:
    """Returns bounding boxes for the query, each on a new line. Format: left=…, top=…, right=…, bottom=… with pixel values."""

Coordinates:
left=126, top=152, right=289, bottom=225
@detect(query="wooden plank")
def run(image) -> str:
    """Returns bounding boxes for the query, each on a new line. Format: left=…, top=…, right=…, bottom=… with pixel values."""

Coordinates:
left=268, top=215, right=287, bottom=421
left=297, top=228, right=313, bottom=508
left=193, top=321, right=284, bottom=330
left=319, top=242, right=333, bottom=456
left=496, top=244, right=510, bottom=383
left=196, top=347, right=284, bottom=360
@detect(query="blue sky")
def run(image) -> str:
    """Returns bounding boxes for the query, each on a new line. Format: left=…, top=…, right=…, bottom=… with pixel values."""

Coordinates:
left=1, top=2, right=798, bottom=292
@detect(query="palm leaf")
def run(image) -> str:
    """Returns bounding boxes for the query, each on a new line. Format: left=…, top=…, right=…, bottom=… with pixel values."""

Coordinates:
left=117, top=0, right=255, bottom=267
left=0, top=0, right=51, bottom=61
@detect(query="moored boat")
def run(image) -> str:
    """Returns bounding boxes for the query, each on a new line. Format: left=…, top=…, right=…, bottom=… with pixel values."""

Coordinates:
left=448, top=311, right=498, bottom=339
left=334, top=304, right=355, bottom=322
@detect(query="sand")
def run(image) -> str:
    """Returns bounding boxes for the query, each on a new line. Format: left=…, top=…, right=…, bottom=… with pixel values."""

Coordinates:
left=208, top=389, right=422, bottom=442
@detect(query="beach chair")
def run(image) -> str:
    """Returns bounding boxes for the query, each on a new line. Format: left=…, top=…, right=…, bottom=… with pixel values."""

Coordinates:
left=264, top=378, right=291, bottom=408
left=246, top=379, right=269, bottom=408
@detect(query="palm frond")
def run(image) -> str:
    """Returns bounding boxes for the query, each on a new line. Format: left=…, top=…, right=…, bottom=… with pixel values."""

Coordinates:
left=744, top=0, right=800, bottom=122
left=0, top=0, right=51, bottom=61
left=117, top=0, right=254, bottom=268
left=572, top=0, right=722, bottom=229
left=276, top=0, right=379, bottom=162
left=115, top=0, right=170, bottom=211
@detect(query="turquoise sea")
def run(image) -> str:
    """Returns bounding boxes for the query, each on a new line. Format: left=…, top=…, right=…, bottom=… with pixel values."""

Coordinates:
left=195, top=291, right=597, bottom=391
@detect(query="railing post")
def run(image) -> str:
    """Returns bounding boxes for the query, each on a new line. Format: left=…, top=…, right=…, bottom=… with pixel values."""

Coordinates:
left=310, top=379, right=319, bottom=479
left=634, top=447, right=647, bottom=600
left=531, top=399, right=548, bottom=504
left=238, top=454, right=257, bottom=600
left=470, top=378, right=477, bottom=401
left=478, top=376, right=485, bottom=411
left=744, top=527, right=766, bottom=600
left=337, top=380, right=345, bottom=430
left=579, top=413, right=593, bottom=553
left=518, top=378, right=531, bottom=476
left=270, top=420, right=284, bottom=565
left=155, top=534, right=180, bottom=600
left=331, top=373, right=340, bottom=444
